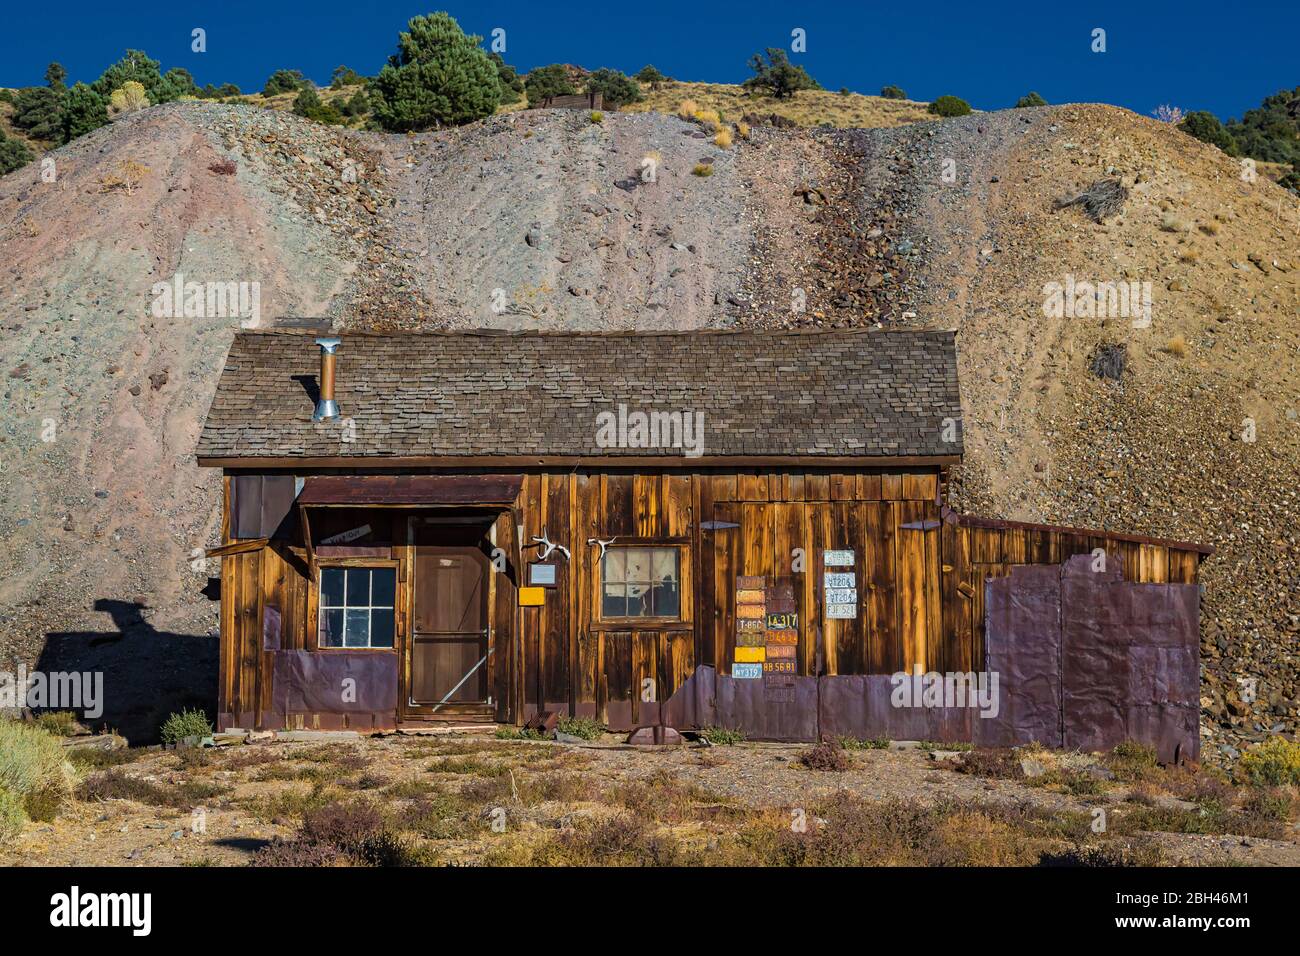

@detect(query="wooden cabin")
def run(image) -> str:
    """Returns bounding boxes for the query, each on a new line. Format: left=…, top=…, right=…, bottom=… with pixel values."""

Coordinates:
left=197, top=328, right=1209, bottom=736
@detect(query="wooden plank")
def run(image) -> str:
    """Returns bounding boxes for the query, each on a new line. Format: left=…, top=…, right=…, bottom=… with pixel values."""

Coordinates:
left=541, top=474, right=570, bottom=710
left=236, top=551, right=261, bottom=725
left=602, top=473, right=635, bottom=537
left=830, top=473, right=855, bottom=501
left=783, top=472, right=806, bottom=502
left=901, top=473, right=937, bottom=501
left=898, top=502, right=928, bottom=676
left=804, top=471, right=830, bottom=501
left=711, top=473, right=738, bottom=503
left=922, top=505, right=942, bottom=673
left=521, top=475, right=543, bottom=718
left=738, top=471, right=768, bottom=502
left=1138, top=544, right=1169, bottom=584
left=712, top=501, right=740, bottom=674
left=880, top=473, right=902, bottom=501
left=663, top=473, right=692, bottom=537
left=832, top=502, right=867, bottom=674
left=864, top=502, right=901, bottom=674
left=631, top=630, right=659, bottom=725
left=807, top=502, right=833, bottom=675
left=664, top=632, right=694, bottom=701
left=1168, top=548, right=1199, bottom=585
left=633, top=474, right=660, bottom=536
left=602, top=631, right=633, bottom=729
left=856, top=473, right=882, bottom=501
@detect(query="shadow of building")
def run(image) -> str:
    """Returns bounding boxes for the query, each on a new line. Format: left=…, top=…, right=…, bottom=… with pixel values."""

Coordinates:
left=37, top=598, right=218, bottom=744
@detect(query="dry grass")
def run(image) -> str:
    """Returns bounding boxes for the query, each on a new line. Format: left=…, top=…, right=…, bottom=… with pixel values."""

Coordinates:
left=714, top=128, right=733, bottom=149
left=1164, top=335, right=1189, bottom=358
left=626, top=81, right=933, bottom=129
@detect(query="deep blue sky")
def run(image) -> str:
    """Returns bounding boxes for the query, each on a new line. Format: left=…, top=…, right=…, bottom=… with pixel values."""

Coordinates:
left=2, top=1, right=1295, bottom=121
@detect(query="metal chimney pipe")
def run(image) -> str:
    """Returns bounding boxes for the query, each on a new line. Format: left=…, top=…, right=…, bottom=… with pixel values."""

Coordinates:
left=313, top=337, right=341, bottom=421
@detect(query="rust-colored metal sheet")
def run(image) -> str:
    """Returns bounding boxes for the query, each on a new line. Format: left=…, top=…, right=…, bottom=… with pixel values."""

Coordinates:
left=298, top=474, right=523, bottom=506
left=271, top=649, right=398, bottom=716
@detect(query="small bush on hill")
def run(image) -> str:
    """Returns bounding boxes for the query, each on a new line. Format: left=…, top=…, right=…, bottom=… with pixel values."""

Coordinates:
left=489, top=53, right=524, bottom=104
left=62, top=83, right=108, bottom=141
left=293, top=86, right=344, bottom=125
left=11, top=86, right=64, bottom=141
left=928, top=95, right=972, bottom=117
left=586, top=68, right=642, bottom=109
left=701, top=726, right=745, bottom=745
left=525, top=64, right=577, bottom=107
left=0, top=130, right=35, bottom=175
left=1237, top=736, right=1300, bottom=787
left=0, top=720, right=79, bottom=840
left=880, top=85, right=906, bottom=99
left=35, top=712, right=79, bottom=736
left=330, top=65, right=365, bottom=89
left=1180, top=110, right=1240, bottom=155
left=1015, top=91, right=1047, bottom=108
left=108, top=81, right=149, bottom=116
left=556, top=716, right=602, bottom=740
left=160, top=708, right=212, bottom=745
left=263, top=69, right=308, bottom=96
left=743, top=48, right=819, bottom=99
left=635, top=65, right=669, bottom=90
left=799, top=738, right=850, bottom=771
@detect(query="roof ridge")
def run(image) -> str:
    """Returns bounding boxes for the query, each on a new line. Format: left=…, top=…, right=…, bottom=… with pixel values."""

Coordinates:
left=236, top=326, right=958, bottom=340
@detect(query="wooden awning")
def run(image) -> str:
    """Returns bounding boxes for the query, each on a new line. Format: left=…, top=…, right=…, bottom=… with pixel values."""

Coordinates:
left=296, top=475, right=523, bottom=507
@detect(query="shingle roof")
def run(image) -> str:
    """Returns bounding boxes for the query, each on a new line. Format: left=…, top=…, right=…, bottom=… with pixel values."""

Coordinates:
left=196, top=329, right=962, bottom=462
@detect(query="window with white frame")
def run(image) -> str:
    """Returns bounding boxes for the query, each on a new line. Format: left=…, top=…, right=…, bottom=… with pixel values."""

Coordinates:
left=319, top=566, right=396, bottom=648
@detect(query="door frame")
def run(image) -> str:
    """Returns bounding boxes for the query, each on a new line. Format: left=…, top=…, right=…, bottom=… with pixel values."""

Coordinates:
left=399, top=514, right=498, bottom=721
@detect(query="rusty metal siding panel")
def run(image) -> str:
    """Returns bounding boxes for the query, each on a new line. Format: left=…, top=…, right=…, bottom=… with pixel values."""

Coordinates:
left=714, top=675, right=819, bottom=742
left=232, top=474, right=298, bottom=539
left=981, top=564, right=1064, bottom=748
left=1059, top=557, right=1200, bottom=763
left=271, top=649, right=398, bottom=717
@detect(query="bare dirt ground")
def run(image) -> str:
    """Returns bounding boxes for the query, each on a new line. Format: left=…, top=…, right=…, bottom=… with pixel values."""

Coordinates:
left=4, top=734, right=1296, bottom=867
left=0, top=100, right=1296, bottom=759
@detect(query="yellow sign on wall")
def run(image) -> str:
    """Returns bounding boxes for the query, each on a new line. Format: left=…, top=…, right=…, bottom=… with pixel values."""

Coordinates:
left=518, top=587, right=546, bottom=606
left=734, top=646, right=766, bottom=663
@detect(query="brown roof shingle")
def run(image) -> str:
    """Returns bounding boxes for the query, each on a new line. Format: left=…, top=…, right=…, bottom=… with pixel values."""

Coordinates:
left=196, top=328, right=962, bottom=462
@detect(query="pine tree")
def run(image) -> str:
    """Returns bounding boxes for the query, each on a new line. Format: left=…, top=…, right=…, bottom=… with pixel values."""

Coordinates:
left=372, top=12, right=501, bottom=131
left=45, top=62, right=68, bottom=91
left=0, top=129, right=35, bottom=175
left=62, top=83, right=108, bottom=142
left=12, top=86, right=65, bottom=141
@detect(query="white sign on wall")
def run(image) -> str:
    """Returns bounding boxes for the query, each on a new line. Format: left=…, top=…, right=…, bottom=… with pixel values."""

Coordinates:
left=824, top=572, right=856, bottom=590
left=823, top=549, right=855, bottom=567
left=826, top=603, right=857, bottom=620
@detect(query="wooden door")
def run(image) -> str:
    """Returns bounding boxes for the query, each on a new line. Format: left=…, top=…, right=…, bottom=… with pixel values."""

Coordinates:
left=409, top=545, right=490, bottom=712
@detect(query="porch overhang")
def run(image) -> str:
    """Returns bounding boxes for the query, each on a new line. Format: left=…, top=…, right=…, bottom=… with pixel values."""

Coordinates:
left=295, top=474, right=524, bottom=507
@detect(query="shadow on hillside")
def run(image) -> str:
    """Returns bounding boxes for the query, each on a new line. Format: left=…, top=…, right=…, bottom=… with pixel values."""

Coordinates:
left=37, top=598, right=217, bottom=745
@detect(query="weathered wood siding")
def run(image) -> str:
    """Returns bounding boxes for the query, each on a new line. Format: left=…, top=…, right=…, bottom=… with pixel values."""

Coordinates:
left=216, top=466, right=1206, bottom=731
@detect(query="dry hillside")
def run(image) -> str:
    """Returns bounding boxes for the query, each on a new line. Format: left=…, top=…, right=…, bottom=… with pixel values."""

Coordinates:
left=0, top=99, right=1296, bottom=755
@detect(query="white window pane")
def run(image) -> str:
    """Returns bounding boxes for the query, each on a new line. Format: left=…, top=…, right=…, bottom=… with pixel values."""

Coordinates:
left=651, top=549, right=678, bottom=584
left=625, top=549, right=650, bottom=584
left=603, top=549, right=625, bottom=584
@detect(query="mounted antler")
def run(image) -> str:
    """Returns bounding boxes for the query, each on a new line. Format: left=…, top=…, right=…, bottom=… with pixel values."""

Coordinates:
left=587, top=536, right=617, bottom=559
left=529, top=527, right=570, bottom=561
